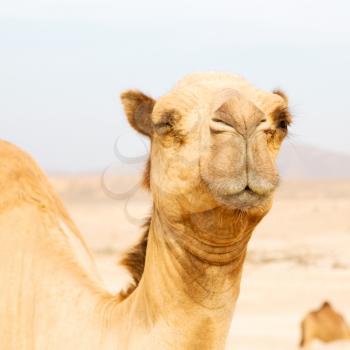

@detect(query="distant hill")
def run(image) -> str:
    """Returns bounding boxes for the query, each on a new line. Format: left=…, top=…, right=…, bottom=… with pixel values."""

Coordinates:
left=278, top=143, right=350, bottom=178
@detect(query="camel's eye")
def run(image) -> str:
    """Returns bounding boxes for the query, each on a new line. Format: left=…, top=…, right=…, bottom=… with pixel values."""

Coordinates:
left=277, top=120, right=288, bottom=130
left=154, top=122, right=172, bottom=135
left=154, top=109, right=181, bottom=136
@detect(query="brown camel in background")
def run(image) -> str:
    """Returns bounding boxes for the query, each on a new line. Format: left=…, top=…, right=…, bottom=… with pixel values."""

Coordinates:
left=300, top=301, right=350, bottom=347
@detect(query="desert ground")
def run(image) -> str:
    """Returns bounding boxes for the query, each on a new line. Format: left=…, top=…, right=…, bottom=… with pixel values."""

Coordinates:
left=50, top=175, right=350, bottom=350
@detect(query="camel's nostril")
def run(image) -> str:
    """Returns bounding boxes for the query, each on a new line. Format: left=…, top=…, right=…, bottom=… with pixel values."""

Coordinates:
left=244, top=186, right=250, bottom=191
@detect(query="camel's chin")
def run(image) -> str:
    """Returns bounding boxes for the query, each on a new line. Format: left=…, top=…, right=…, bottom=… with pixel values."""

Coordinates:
left=215, top=190, right=270, bottom=210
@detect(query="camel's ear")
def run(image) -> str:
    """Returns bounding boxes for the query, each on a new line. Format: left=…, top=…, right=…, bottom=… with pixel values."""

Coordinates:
left=120, top=90, right=156, bottom=137
left=273, top=89, right=288, bottom=104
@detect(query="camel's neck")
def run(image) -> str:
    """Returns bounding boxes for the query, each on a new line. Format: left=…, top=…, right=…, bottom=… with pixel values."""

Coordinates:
left=121, top=207, right=263, bottom=350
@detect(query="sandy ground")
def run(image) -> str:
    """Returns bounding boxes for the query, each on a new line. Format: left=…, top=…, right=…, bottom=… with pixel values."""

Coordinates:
left=51, top=176, right=350, bottom=350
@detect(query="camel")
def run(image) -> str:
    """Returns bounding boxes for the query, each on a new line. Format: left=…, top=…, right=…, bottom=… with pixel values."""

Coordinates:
left=0, top=72, right=291, bottom=350
left=300, top=301, right=350, bottom=347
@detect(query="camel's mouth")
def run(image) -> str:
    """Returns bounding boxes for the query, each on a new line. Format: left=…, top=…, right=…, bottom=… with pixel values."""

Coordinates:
left=224, top=189, right=266, bottom=208
left=203, top=178, right=273, bottom=210
left=212, top=186, right=270, bottom=210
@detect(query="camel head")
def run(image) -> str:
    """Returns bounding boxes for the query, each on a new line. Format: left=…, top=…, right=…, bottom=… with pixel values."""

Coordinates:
left=121, top=73, right=291, bottom=216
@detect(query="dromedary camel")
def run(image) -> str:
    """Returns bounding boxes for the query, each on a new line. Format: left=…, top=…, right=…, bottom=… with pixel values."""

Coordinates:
left=0, top=72, right=291, bottom=350
left=300, top=301, right=350, bottom=347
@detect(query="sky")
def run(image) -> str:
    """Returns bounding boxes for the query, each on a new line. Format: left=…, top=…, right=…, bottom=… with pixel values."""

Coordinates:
left=1, top=0, right=350, bottom=172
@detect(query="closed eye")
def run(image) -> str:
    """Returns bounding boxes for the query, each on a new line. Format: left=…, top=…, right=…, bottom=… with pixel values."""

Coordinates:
left=155, top=121, right=172, bottom=129
left=154, top=121, right=173, bottom=135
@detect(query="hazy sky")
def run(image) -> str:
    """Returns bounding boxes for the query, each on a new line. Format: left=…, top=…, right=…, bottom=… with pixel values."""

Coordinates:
left=1, top=0, right=350, bottom=172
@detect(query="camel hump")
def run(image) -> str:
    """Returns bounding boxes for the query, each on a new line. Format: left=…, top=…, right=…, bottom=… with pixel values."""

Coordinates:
left=0, top=140, right=92, bottom=256
left=0, top=139, right=64, bottom=217
left=321, top=301, right=332, bottom=309
left=0, top=139, right=48, bottom=208
left=300, top=301, right=350, bottom=347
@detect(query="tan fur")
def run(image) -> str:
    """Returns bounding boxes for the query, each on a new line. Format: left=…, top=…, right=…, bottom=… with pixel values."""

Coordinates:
left=0, top=141, right=116, bottom=350
left=1, top=72, right=290, bottom=349
left=300, top=302, right=350, bottom=347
